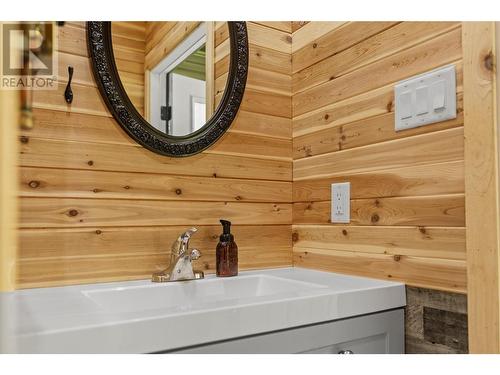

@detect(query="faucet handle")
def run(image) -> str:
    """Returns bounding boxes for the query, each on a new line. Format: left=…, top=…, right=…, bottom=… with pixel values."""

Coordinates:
left=190, top=248, right=201, bottom=261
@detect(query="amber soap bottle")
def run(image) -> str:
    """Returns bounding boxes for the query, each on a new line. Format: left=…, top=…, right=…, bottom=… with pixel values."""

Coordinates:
left=216, top=219, right=238, bottom=277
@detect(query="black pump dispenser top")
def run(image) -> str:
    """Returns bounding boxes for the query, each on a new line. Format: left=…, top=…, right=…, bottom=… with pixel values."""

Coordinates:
left=220, top=219, right=234, bottom=242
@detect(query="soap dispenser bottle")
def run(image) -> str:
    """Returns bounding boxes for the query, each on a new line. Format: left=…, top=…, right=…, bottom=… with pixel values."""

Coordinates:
left=216, top=219, right=238, bottom=277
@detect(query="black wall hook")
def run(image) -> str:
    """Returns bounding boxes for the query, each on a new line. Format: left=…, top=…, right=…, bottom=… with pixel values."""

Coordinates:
left=64, top=66, right=74, bottom=104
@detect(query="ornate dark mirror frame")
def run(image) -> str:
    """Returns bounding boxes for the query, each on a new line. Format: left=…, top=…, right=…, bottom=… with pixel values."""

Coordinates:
left=87, top=22, right=248, bottom=157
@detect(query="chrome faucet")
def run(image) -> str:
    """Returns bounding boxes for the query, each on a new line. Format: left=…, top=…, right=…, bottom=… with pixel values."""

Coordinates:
left=152, top=227, right=205, bottom=282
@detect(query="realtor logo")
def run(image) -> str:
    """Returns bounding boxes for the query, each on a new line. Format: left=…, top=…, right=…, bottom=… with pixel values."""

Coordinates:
left=1, top=22, right=57, bottom=90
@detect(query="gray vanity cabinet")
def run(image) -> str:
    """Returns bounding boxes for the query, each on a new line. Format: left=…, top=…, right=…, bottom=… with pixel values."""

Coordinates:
left=169, top=308, right=404, bottom=354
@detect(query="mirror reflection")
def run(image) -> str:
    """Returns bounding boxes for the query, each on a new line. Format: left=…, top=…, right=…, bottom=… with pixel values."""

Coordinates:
left=111, top=22, right=229, bottom=136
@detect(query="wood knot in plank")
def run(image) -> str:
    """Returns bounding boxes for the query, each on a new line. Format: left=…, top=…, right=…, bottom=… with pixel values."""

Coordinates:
left=19, top=136, right=29, bottom=144
left=28, top=180, right=39, bottom=189
left=175, top=188, right=182, bottom=195
left=304, top=146, right=312, bottom=157
left=371, top=213, right=380, bottom=223
left=292, top=232, right=299, bottom=242
left=68, top=209, right=79, bottom=217
left=393, top=254, right=401, bottom=262
left=484, top=50, right=494, bottom=72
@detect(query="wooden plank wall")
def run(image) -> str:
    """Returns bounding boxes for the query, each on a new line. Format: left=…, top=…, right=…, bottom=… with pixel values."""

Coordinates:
left=17, top=21, right=293, bottom=288
left=111, top=22, right=146, bottom=115
left=0, top=53, right=19, bottom=292
left=214, top=21, right=230, bottom=107
left=463, top=22, right=500, bottom=353
left=291, top=22, right=467, bottom=293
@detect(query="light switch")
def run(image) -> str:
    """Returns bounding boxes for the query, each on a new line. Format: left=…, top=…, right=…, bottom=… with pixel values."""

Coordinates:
left=415, top=86, right=429, bottom=115
left=431, top=80, right=446, bottom=111
left=398, top=91, right=412, bottom=120
left=394, top=64, right=456, bottom=131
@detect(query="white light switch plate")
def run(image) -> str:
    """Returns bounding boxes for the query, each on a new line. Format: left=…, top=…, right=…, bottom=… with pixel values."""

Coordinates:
left=394, top=64, right=456, bottom=131
left=331, top=182, right=350, bottom=223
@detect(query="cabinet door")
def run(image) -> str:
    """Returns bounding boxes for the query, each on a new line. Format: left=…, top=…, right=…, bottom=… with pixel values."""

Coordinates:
left=173, top=308, right=404, bottom=354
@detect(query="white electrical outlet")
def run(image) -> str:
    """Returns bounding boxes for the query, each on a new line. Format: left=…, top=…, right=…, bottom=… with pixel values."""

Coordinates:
left=331, top=182, right=350, bottom=223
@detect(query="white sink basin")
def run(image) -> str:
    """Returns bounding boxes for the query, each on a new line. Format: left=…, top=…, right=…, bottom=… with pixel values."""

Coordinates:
left=1, top=267, right=405, bottom=353
left=83, top=275, right=327, bottom=313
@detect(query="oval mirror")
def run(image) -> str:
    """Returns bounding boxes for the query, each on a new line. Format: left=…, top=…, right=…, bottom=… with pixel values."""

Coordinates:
left=87, top=22, right=248, bottom=157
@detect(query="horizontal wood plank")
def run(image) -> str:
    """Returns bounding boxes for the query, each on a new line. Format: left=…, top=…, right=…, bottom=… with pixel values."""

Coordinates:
left=291, top=21, right=347, bottom=53
left=293, top=194, right=465, bottom=226
left=20, top=225, right=291, bottom=259
left=294, top=127, right=464, bottom=180
left=20, top=137, right=292, bottom=181
left=293, top=225, right=465, bottom=260
left=29, top=108, right=290, bottom=146
left=111, top=22, right=146, bottom=42
left=18, top=253, right=166, bottom=288
left=18, top=249, right=292, bottom=288
left=208, top=131, right=291, bottom=161
left=246, top=67, right=292, bottom=96
left=248, top=44, right=291, bottom=75
left=230, top=110, right=291, bottom=139
left=293, top=160, right=464, bottom=202
left=292, top=22, right=398, bottom=73
left=20, top=198, right=292, bottom=228
left=20, top=167, right=292, bottom=202
left=254, top=22, right=292, bottom=33
left=247, top=22, right=292, bottom=54
left=240, top=88, right=291, bottom=118
left=293, top=248, right=466, bottom=293
left=57, top=23, right=88, bottom=57
left=26, top=109, right=289, bottom=161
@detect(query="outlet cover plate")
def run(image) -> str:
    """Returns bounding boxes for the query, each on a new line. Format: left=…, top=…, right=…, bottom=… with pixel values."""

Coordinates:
left=331, top=182, right=350, bottom=223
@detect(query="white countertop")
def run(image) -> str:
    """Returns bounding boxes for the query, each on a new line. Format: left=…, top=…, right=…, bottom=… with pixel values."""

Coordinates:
left=0, top=267, right=405, bottom=353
